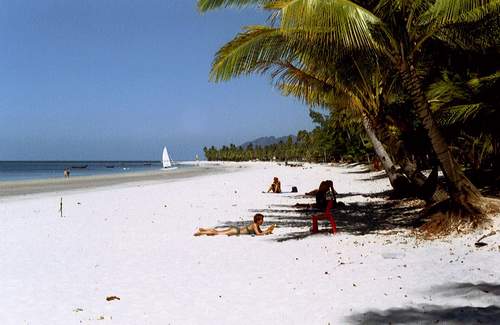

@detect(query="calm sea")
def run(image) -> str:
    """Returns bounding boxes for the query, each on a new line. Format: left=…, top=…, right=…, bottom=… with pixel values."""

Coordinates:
left=0, top=161, right=186, bottom=182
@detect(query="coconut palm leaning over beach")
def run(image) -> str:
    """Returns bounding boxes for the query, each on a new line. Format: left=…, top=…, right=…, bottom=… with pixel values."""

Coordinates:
left=197, top=0, right=500, bottom=234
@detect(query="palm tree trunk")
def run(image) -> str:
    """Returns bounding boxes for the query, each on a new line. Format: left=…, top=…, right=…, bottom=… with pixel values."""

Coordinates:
left=398, top=155, right=449, bottom=203
left=361, top=113, right=411, bottom=193
left=399, top=62, right=482, bottom=212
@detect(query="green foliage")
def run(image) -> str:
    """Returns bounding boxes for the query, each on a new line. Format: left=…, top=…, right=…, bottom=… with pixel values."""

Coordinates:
left=198, top=0, right=267, bottom=12
left=204, top=109, right=370, bottom=162
left=428, top=69, right=500, bottom=170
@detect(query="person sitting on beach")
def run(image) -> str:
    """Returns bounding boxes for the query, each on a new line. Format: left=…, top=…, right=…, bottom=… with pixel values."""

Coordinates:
left=267, top=177, right=282, bottom=193
left=314, top=180, right=337, bottom=210
left=194, top=213, right=276, bottom=236
left=296, top=180, right=337, bottom=210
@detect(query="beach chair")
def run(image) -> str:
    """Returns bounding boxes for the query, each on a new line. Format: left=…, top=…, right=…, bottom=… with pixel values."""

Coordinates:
left=311, top=199, right=337, bottom=234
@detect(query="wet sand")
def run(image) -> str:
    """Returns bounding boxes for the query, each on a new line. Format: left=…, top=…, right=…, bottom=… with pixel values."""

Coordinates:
left=0, top=164, right=230, bottom=198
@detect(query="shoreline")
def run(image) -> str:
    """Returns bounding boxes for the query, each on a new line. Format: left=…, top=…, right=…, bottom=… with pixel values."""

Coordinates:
left=0, top=162, right=231, bottom=198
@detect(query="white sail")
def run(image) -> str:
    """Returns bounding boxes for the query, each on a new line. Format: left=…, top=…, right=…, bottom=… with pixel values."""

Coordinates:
left=162, top=146, right=172, bottom=168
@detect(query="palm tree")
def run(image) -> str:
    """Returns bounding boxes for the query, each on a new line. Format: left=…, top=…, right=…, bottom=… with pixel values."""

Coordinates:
left=198, top=0, right=500, bottom=231
left=227, top=28, right=413, bottom=188
left=277, top=57, right=414, bottom=192
left=204, top=21, right=442, bottom=197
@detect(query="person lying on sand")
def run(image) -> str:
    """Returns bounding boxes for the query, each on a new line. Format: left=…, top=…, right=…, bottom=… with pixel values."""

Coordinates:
left=194, top=213, right=276, bottom=236
left=267, top=177, right=282, bottom=193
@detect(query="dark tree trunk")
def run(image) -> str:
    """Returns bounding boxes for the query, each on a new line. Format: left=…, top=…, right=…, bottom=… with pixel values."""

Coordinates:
left=398, top=155, right=449, bottom=203
left=399, top=61, right=483, bottom=213
left=371, top=113, right=448, bottom=203
left=361, top=113, right=412, bottom=194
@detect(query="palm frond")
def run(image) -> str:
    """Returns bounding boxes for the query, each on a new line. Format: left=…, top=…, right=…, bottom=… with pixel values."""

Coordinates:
left=439, top=103, right=484, bottom=125
left=468, top=71, right=500, bottom=91
left=409, top=1, right=432, bottom=20
left=374, top=0, right=401, bottom=17
left=420, top=0, right=500, bottom=26
left=209, top=23, right=365, bottom=82
left=275, top=62, right=365, bottom=117
left=197, top=0, right=269, bottom=12
left=274, top=63, right=337, bottom=107
left=477, top=134, right=494, bottom=162
left=427, top=75, right=469, bottom=109
left=210, top=26, right=297, bottom=81
left=275, top=0, right=385, bottom=54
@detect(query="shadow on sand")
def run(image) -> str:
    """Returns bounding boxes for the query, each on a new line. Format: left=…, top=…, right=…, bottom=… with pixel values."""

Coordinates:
left=220, top=189, right=425, bottom=242
left=359, top=172, right=391, bottom=181
left=348, top=305, right=500, bottom=324
left=342, top=167, right=372, bottom=174
left=432, top=282, right=500, bottom=298
left=346, top=282, right=500, bottom=324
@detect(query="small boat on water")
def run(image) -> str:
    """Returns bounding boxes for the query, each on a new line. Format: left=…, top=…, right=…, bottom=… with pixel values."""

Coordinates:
left=105, top=165, right=115, bottom=168
left=162, top=146, right=177, bottom=170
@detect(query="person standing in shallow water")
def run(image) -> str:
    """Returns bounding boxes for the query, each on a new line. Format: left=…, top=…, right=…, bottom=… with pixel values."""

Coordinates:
left=194, top=214, right=276, bottom=236
left=267, top=177, right=282, bottom=193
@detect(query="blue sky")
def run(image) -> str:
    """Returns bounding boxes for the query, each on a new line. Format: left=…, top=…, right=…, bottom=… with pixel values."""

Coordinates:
left=0, top=1, right=314, bottom=161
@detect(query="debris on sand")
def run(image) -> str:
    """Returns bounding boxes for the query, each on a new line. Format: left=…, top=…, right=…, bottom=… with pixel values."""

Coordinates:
left=106, top=296, right=120, bottom=301
left=474, top=230, right=496, bottom=247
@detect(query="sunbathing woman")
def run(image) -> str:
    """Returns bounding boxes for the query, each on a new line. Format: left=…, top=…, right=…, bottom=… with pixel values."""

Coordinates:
left=194, top=213, right=276, bottom=236
left=267, top=177, right=282, bottom=193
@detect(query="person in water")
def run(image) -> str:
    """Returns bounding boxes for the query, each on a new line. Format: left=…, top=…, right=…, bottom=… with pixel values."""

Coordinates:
left=194, top=213, right=276, bottom=236
left=267, top=177, right=282, bottom=193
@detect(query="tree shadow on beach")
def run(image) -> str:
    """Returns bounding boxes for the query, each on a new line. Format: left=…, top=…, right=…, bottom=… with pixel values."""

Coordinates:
left=359, top=172, right=391, bottom=181
left=221, top=191, right=426, bottom=242
left=342, top=167, right=372, bottom=174
left=335, top=190, right=394, bottom=199
left=346, top=282, right=500, bottom=324
left=432, top=282, right=500, bottom=298
left=293, top=190, right=393, bottom=201
left=220, top=167, right=497, bottom=243
left=332, top=162, right=367, bottom=169
left=347, top=305, right=500, bottom=324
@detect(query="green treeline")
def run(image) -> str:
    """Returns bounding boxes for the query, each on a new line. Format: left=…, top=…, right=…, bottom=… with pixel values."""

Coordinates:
left=204, top=109, right=371, bottom=162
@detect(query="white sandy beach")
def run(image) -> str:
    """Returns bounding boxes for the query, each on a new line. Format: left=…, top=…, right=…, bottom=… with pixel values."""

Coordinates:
left=0, top=162, right=498, bottom=324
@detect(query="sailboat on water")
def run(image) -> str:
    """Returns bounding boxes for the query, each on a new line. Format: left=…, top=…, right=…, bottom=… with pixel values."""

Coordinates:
left=162, top=146, right=177, bottom=170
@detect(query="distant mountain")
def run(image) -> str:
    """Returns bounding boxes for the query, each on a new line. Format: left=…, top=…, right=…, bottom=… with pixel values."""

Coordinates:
left=241, top=135, right=297, bottom=148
